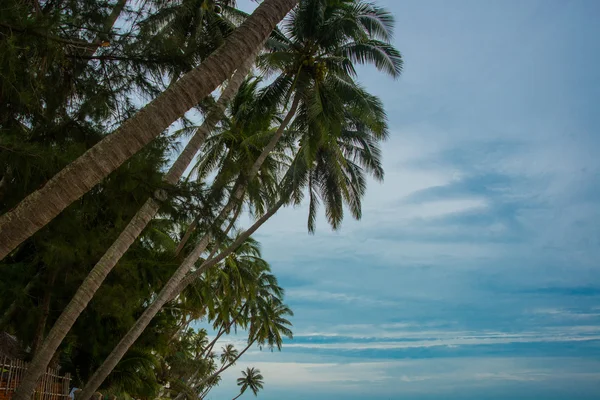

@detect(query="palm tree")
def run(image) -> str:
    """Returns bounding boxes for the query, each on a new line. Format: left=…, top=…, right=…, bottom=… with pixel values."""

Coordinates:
left=11, top=53, right=259, bottom=400
left=172, top=236, right=281, bottom=400
left=75, top=1, right=400, bottom=396
left=233, top=368, right=264, bottom=400
left=197, top=277, right=291, bottom=389
left=75, top=71, right=295, bottom=400
left=0, top=0, right=299, bottom=260
left=136, top=0, right=239, bottom=87
left=176, top=76, right=286, bottom=256
left=219, top=344, right=239, bottom=366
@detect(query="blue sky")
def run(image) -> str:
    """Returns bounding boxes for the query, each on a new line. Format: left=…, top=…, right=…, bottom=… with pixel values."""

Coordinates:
left=206, top=0, right=600, bottom=398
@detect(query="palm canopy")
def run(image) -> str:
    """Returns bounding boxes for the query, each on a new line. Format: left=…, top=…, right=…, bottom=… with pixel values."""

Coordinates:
left=249, top=0, right=398, bottom=232
left=236, top=367, right=264, bottom=397
left=259, top=0, right=402, bottom=89
left=193, top=76, right=291, bottom=218
left=220, top=343, right=239, bottom=365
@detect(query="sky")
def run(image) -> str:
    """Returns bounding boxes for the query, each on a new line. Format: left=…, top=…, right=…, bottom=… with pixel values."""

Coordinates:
left=204, top=0, right=600, bottom=399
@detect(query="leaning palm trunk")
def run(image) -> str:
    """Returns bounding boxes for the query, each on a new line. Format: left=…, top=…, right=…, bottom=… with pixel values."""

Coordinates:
left=79, top=194, right=286, bottom=400
left=231, top=392, right=244, bottom=400
left=77, top=97, right=298, bottom=399
left=0, top=0, right=299, bottom=260
left=11, top=61, right=256, bottom=400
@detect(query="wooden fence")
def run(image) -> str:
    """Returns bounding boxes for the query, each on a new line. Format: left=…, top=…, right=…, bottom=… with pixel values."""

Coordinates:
left=0, top=356, right=71, bottom=400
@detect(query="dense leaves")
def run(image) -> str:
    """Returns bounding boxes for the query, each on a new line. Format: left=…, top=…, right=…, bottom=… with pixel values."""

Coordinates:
left=0, top=0, right=401, bottom=398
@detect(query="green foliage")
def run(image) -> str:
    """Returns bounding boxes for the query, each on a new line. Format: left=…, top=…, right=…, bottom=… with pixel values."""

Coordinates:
left=0, top=0, right=401, bottom=398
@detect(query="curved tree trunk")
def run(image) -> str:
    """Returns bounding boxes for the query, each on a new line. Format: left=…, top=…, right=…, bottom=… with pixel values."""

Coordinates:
left=11, top=60, right=257, bottom=400
left=0, top=0, right=299, bottom=260
left=176, top=198, right=286, bottom=294
left=175, top=217, right=198, bottom=257
left=79, top=197, right=285, bottom=400
left=77, top=99, right=298, bottom=399
left=176, top=303, right=248, bottom=400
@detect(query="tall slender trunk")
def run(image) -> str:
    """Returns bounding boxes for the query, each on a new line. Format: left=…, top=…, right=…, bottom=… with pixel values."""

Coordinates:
left=77, top=101, right=297, bottom=399
left=168, top=314, right=191, bottom=345
left=0, top=0, right=299, bottom=260
left=79, top=198, right=285, bottom=400
left=203, top=304, right=246, bottom=358
left=11, top=60, right=256, bottom=400
left=175, top=218, right=198, bottom=257
left=232, top=392, right=244, bottom=400
left=176, top=198, right=286, bottom=294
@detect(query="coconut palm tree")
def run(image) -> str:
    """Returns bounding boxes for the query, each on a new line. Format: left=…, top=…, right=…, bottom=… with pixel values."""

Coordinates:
left=172, top=236, right=282, bottom=400
left=175, top=76, right=286, bottom=256
left=75, top=1, right=400, bottom=396
left=233, top=368, right=264, bottom=400
left=11, top=53, right=260, bottom=400
left=197, top=295, right=291, bottom=399
left=220, top=344, right=239, bottom=366
left=0, top=0, right=299, bottom=260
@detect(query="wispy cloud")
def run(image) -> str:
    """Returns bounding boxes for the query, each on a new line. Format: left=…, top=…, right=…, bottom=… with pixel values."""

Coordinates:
left=216, top=1, right=600, bottom=399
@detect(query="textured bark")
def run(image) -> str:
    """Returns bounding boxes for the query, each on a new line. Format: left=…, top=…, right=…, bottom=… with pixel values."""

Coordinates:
left=249, top=95, right=300, bottom=180
left=0, top=0, right=299, bottom=260
left=79, top=198, right=284, bottom=400
left=78, top=234, right=212, bottom=400
left=76, top=91, right=297, bottom=398
left=11, top=61, right=256, bottom=400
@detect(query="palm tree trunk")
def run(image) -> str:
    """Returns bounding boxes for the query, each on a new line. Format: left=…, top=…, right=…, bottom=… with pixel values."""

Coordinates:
left=11, top=60, right=256, bottom=400
left=77, top=233, right=212, bottom=400
left=175, top=218, right=198, bottom=257
left=202, top=304, right=247, bottom=358
left=249, top=95, right=300, bottom=181
left=0, top=0, right=299, bottom=260
left=79, top=197, right=285, bottom=400
left=175, top=197, right=286, bottom=295
left=177, top=304, right=248, bottom=400
left=168, top=314, right=191, bottom=345
left=77, top=100, right=296, bottom=399
left=231, top=392, right=243, bottom=400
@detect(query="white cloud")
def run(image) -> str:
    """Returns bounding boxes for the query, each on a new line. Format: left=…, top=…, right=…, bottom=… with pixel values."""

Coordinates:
left=286, top=289, right=400, bottom=307
left=211, top=356, right=600, bottom=396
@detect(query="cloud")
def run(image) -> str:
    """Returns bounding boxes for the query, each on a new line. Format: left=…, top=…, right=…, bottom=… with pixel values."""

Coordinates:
left=205, top=1, right=600, bottom=399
